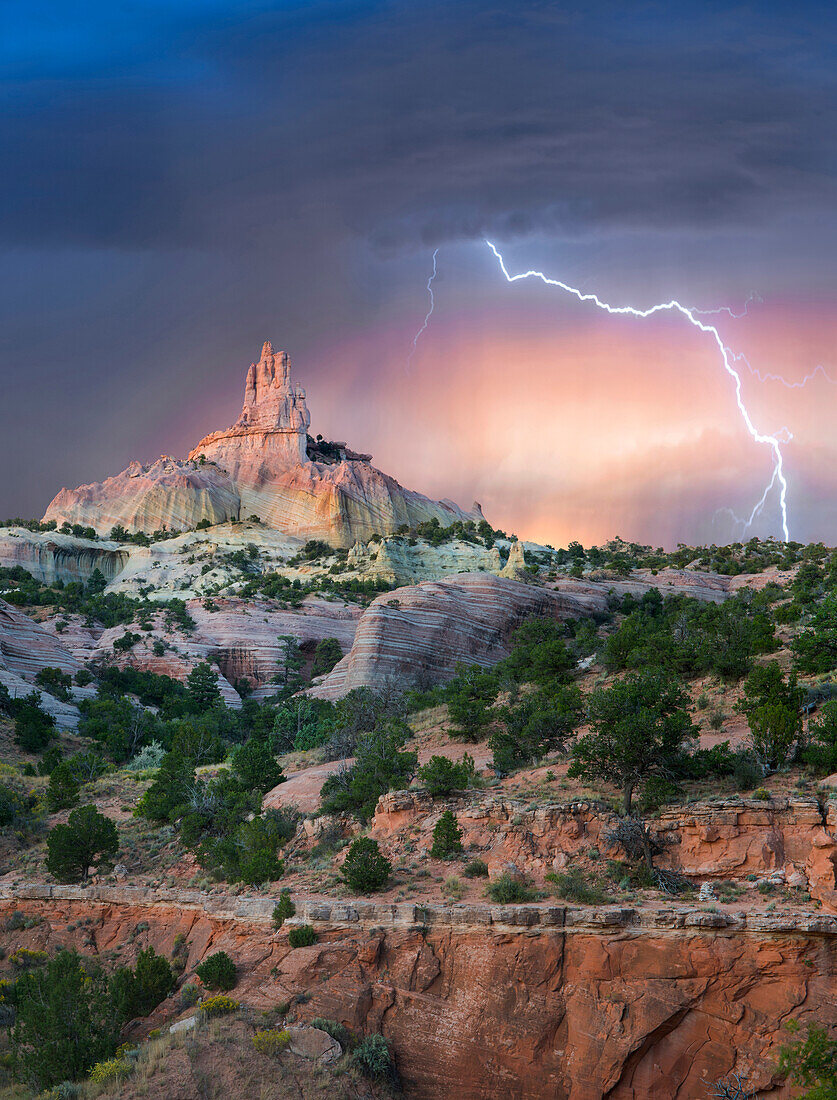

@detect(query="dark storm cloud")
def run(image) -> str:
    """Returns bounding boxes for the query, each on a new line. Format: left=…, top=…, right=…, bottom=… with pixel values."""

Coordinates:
left=1, top=0, right=835, bottom=537
left=2, top=1, right=836, bottom=254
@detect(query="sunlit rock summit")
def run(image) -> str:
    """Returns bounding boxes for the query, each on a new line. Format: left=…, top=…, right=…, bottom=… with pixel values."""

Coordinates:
left=44, top=342, right=483, bottom=545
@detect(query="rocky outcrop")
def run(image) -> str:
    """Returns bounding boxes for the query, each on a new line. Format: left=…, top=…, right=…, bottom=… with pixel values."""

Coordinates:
left=500, top=538, right=528, bottom=578
left=311, top=573, right=607, bottom=698
left=44, top=342, right=482, bottom=545
left=44, top=595, right=361, bottom=705
left=0, top=597, right=81, bottom=725
left=370, top=790, right=837, bottom=911
left=44, top=457, right=241, bottom=535
left=2, top=883, right=835, bottom=1098
left=189, top=342, right=483, bottom=546
left=347, top=535, right=503, bottom=584
left=0, top=527, right=128, bottom=585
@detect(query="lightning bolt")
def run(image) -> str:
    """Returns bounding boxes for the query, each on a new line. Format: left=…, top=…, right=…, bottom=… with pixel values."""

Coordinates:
left=714, top=464, right=780, bottom=536
left=485, top=239, right=792, bottom=541
left=406, top=248, right=439, bottom=370
left=691, top=293, right=762, bottom=319
left=729, top=352, right=836, bottom=390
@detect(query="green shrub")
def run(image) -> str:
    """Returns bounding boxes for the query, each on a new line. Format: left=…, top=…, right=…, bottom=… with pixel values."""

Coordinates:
left=486, top=873, right=537, bottom=903
left=340, top=837, right=392, bottom=893
left=311, top=1017, right=350, bottom=1043
left=195, top=951, right=236, bottom=991
left=463, top=858, right=489, bottom=879
left=272, top=889, right=296, bottom=928
left=546, top=868, right=612, bottom=905
left=125, top=740, right=166, bottom=772
left=178, top=982, right=200, bottom=1009
left=418, top=754, right=476, bottom=796
left=430, top=810, right=463, bottom=859
left=351, top=1033, right=397, bottom=1083
left=779, top=1021, right=837, bottom=1097
left=287, top=924, right=317, bottom=948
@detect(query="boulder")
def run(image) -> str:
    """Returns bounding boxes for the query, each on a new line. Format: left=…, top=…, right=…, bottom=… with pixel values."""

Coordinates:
left=286, top=1025, right=342, bottom=1064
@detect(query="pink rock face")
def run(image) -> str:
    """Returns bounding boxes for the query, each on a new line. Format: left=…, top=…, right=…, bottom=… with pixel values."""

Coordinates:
left=44, top=457, right=240, bottom=535
left=40, top=596, right=362, bottom=707
left=312, top=572, right=607, bottom=698
left=43, top=341, right=481, bottom=545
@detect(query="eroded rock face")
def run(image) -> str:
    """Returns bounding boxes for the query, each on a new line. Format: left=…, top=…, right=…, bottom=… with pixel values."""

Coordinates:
left=369, top=791, right=837, bottom=912
left=0, top=528, right=129, bottom=586
left=41, top=595, right=361, bottom=705
left=43, top=342, right=482, bottom=546
left=0, top=597, right=81, bottom=725
left=1, top=888, right=832, bottom=1099
left=312, top=573, right=607, bottom=698
left=44, top=457, right=241, bottom=536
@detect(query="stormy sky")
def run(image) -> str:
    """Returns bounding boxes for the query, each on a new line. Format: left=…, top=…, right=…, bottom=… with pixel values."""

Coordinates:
left=2, top=0, right=836, bottom=547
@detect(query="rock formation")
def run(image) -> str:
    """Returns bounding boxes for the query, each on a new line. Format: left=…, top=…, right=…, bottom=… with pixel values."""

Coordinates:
left=0, top=597, right=82, bottom=725
left=311, top=573, right=607, bottom=698
left=44, top=457, right=240, bottom=536
left=4, top=884, right=836, bottom=1098
left=0, top=527, right=128, bottom=586
left=44, top=342, right=483, bottom=546
left=41, top=595, right=361, bottom=706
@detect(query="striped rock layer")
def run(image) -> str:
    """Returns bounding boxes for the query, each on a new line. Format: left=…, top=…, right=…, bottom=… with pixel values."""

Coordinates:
left=312, top=572, right=607, bottom=698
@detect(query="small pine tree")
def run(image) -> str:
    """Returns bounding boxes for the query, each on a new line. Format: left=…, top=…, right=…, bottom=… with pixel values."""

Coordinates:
left=272, top=889, right=296, bottom=928
left=46, top=760, right=80, bottom=811
left=195, top=951, right=236, bottom=991
left=232, top=738, right=283, bottom=794
left=340, top=837, right=392, bottom=893
left=186, top=662, right=222, bottom=712
left=430, top=810, right=463, bottom=859
left=311, top=638, right=343, bottom=677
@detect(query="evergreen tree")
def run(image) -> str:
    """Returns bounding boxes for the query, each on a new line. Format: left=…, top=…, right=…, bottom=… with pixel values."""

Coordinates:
left=46, top=760, right=80, bottom=811
left=569, top=669, right=696, bottom=814
left=13, top=693, right=55, bottom=753
left=430, top=810, right=463, bottom=859
left=232, top=737, right=283, bottom=793
left=186, top=661, right=222, bottom=712
left=110, top=946, right=175, bottom=1021
left=340, top=837, right=392, bottom=892
left=12, top=950, right=120, bottom=1089
left=46, top=804, right=119, bottom=883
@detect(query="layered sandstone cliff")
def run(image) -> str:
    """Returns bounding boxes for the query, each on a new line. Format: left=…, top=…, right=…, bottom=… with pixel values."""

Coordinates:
left=312, top=573, right=607, bottom=698
left=0, top=597, right=82, bottom=724
left=44, top=342, right=482, bottom=546
left=2, top=883, right=834, bottom=1099
left=0, top=527, right=129, bottom=585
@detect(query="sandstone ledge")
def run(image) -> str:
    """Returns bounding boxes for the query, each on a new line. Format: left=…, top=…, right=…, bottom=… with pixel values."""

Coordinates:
left=3, top=881, right=837, bottom=938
